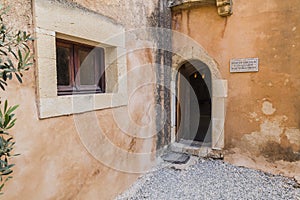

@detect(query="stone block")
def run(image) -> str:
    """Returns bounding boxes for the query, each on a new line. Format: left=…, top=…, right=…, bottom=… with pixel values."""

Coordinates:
left=173, top=46, right=193, bottom=63
left=105, top=62, right=118, bottom=93
left=94, top=94, right=113, bottom=109
left=94, top=93, right=127, bottom=109
left=212, top=97, right=225, bottom=119
left=35, top=27, right=55, bottom=36
left=213, top=79, right=228, bottom=97
left=216, top=0, right=233, bottom=17
left=161, top=152, right=190, bottom=164
left=118, top=72, right=128, bottom=93
left=34, top=32, right=56, bottom=59
left=105, top=47, right=117, bottom=65
left=104, top=31, right=126, bottom=48
left=72, top=95, right=95, bottom=113
left=106, top=47, right=127, bottom=65
left=216, top=0, right=231, bottom=7
left=218, top=5, right=232, bottom=17
left=36, top=58, right=57, bottom=98
left=39, top=96, right=72, bottom=118
left=169, top=0, right=216, bottom=9
left=212, top=118, right=225, bottom=149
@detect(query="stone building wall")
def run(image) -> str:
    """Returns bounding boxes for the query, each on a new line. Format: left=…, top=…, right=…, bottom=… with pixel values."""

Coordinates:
left=1, top=0, right=171, bottom=199
left=2, top=0, right=299, bottom=198
left=171, top=0, right=300, bottom=160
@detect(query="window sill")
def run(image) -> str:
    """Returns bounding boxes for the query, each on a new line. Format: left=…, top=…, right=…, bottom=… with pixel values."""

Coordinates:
left=38, top=93, right=127, bottom=119
left=57, top=90, right=104, bottom=96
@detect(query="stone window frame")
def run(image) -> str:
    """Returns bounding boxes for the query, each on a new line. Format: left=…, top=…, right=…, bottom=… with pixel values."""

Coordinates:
left=33, top=0, right=127, bottom=119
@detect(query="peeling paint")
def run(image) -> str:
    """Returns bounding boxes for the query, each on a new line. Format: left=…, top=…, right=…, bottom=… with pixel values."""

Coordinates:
left=170, top=0, right=300, bottom=178
left=241, top=115, right=300, bottom=161
left=262, top=101, right=276, bottom=115
left=249, top=112, right=258, bottom=118
left=284, top=128, right=300, bottom=152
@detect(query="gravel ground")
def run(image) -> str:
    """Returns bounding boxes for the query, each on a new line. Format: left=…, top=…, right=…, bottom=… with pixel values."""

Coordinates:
left=116, top=158, right=300, bottom=200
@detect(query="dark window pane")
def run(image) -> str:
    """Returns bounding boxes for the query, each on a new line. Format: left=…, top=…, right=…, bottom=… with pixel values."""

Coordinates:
left=56, top=39, right=105, bottom=95
left=56, top=46, right=70, bottom=86
left=78, top=49, right=96, bottom=86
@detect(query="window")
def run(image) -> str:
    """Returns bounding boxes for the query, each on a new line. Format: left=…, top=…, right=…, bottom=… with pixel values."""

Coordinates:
left=34, top=0, right=127, bottom=118
left=56, top=39, right=105, bottom=95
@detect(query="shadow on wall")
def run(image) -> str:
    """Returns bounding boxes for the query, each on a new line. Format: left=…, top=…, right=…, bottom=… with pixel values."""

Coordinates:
left=261, top=141, right=300, bottom=162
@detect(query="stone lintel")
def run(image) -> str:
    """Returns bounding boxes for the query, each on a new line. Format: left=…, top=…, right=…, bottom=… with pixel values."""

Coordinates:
left=168, top=0, right=232, bottom=17
left=168, top=0, right=215, bottom=10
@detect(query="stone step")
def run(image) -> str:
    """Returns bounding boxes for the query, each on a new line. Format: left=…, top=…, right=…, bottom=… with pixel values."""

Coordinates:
left=161, top=152, right=190, bottom=164
left=170, top=141, right=212, bottom=157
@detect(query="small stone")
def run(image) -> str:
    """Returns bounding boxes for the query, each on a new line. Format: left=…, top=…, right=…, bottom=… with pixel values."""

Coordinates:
left=205, top=150, right=224, bottom=160
left=116, top=160, right=298, bottom=200
left=294, top=176, right=300, bottom=185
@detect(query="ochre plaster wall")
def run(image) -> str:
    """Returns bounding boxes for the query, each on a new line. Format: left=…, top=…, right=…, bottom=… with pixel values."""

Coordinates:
left=2, top=0, right=161, bottom=199
left=172, top=0, right=300, bottom=160
left=70, top=0, right=156, bottom=29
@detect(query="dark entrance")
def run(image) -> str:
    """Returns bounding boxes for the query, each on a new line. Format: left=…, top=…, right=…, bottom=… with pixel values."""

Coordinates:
left=176, top=60, right=212, bottom=143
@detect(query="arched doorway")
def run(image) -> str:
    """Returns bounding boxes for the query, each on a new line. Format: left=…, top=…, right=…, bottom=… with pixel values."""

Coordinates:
left=176, top=60, right=212, bottom=143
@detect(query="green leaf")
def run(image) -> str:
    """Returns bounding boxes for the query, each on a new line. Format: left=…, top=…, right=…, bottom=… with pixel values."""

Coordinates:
left=15, top=73, right=22, bottom=83
left=22, top=43, right=30, bottom=51
left=6, top=118, right=16, bottom=129
left=0, top=80, right=7, bottom=91
left=23, top=50, right=29, bottom=62
left=7, top=164, right=14, bottom=169
left=0, top=183, right=4, bottom=191
left=7, top=59, right=13, bottom=68
left=17, top=49, right=22, bottom=63
left=3, top=100, right=7, bottom=113
left=2, top=72, right=6, bottom=81
left=0, top=5, right=34, bottom=194
left=1, top=169, right=12, bottom=176
left=10, top=49, right=17, bottom=60
left=6, top=105, right=18, bottom=116
left=7, top=73, right=12, bottom=80
left=3, top=116, right=10, bottom=129
left=0, top=49, right=7, bottom=56
left=6, top=137, right=13, bottom=143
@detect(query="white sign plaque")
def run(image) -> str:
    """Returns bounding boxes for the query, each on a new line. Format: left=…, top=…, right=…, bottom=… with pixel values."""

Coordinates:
left=230, top=58, right=259, bottom=73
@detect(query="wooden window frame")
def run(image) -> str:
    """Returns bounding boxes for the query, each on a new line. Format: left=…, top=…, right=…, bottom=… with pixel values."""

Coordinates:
left=56, top=39, right=105, bottom=95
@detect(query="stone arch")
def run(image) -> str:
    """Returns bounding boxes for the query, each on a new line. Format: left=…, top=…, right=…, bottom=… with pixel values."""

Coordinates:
left=170, top=40, right=227, bottom=149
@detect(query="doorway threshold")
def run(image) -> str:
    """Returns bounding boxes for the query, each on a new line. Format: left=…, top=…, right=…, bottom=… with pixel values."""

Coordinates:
left=170, top=139, right=212, bottom=157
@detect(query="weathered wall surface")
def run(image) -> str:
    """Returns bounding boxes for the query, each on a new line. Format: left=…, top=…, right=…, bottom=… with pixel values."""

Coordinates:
left=1, top=0, right=170, bottom=199
left=172, top=0, right=300, bottom=161
left=71, top=0, right=173, bottom=149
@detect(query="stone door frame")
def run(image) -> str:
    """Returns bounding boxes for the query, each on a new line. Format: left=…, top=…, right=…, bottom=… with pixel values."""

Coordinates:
left=170, top=39, right=227, bottom=149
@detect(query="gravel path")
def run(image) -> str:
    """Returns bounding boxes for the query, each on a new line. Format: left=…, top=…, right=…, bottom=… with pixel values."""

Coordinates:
left=116, top=158, right=300, bottom=200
